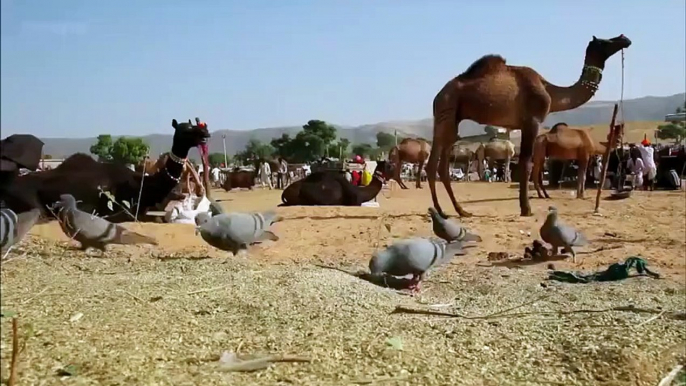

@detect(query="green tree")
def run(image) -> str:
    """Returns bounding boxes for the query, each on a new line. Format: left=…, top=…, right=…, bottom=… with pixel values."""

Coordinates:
left=376, top=132, right=398, bottom=149
left=302, top=120, right=337, bottom=155
left=352, top=143, right=375, bottom=158
left=90, top=134, right=114, bottom=162
left=656, top=124, right=685, bottom=143
left=270, top=134, right=294, bottom=159
left=208, top=152, right=226, bottom=167
left=235, top=139, right=274, bottom=164
left=328, top=138, right=351, bottom=159
left=110, top=137, right=150, bottom=165
left=657, top=103, right=686, bottom=144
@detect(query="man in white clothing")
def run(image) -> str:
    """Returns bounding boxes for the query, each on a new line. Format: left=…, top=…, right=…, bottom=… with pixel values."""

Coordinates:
left=627, top=149, right=645, bottom=188
left=637, top=139, right=656, bottom=191
left=259, top=160, right=273, bottom=189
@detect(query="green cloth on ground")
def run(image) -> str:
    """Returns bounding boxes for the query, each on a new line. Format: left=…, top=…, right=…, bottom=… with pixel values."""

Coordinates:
left=548, top=257, right=661, bottom=283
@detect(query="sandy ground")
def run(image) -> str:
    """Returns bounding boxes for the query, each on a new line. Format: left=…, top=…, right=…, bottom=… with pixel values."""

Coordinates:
left=1, top=182, right=685, bottom=385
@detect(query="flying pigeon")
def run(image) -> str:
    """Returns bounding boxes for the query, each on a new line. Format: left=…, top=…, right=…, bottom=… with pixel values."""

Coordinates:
left=539, top=206, right=588, bottom=263
left=54, top=194, right=158, bottom=253
left=194, top=210, right=283, bottom=255
left=428, top=207, right=481, bottom=243
left=369, top=237, right=466, bottom=292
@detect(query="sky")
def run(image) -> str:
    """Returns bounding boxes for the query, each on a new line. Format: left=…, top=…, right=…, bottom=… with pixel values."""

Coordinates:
left=1, top=0, right=685, bottom=138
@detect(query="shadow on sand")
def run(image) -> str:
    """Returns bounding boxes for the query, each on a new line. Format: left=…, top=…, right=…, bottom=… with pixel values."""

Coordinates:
left=314, top=264, right=414, bottom=292
left=489, top=255, right=570, bottom=268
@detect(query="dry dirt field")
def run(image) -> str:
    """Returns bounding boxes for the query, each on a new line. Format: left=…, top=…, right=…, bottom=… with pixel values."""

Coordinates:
left=2, top=182, right=685, bottom=386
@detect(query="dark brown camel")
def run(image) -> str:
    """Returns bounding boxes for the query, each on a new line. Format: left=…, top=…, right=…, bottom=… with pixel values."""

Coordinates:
left=532, top=122, right=619, bottom=199
left=1, top=119, right=210, bottom=223
left=385, top=138, right=431, bottom=189
left=279, top=163, right=386, bottom=206
left=427, top=34, right=631, bottom=218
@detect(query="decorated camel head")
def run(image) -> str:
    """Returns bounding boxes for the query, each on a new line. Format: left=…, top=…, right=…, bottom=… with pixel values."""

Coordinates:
left=171, top=118, right=211, bottom=161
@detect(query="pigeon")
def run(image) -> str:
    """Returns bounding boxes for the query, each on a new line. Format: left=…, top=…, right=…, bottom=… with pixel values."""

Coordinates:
left=1, top=208, right=41, bottom=254
left=428, top=207, right=481, bottom=243
left=369, top=237, right=466, bottom=292
left=194, top=210, right=283, bottom=255
left=54, top=194, right=158, bottom=253
left=539, top=206, right=588, bottom=263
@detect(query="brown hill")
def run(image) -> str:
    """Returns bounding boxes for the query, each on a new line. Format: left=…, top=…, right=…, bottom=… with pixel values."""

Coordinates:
left=36, top=93, right=684, bottom=159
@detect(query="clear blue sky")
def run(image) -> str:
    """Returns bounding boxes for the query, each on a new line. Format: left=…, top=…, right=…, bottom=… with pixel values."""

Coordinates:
left=1, top=0, right=684, bottom=138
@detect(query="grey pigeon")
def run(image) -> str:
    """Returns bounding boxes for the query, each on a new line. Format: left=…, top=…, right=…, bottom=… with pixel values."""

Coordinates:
left=55, top=194, right=158, bottom=253
left=428, top=207, right=481, bottom=243
left=194, top=210, right=283, bottom=255
left=539, top=206, right=588, bottom=263
left=369, top=237, right=466, bottom=292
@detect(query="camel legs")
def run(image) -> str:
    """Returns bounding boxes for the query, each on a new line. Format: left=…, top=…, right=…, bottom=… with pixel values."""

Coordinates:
left=518, top=119, right=540, bottom=217
left=439, top=142, right=472, bottom=218
left=394, top=162, right=408, bottom=189
left=428, top=141, right=471, bottom=218
left=532, top=154, right=547, bottom=199
left=576, top=157, right=589, bottom=198
left=426, top=147, right=443, bottom=216
left=504, top=156, right=512, bottom=183
left=416, top=157, right=425, bottom=189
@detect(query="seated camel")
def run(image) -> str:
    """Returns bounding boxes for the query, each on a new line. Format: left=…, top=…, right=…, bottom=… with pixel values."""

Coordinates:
left=475, top=139, right=515, bottom=182
left=2, top=119, right=210, bottom=223
left=139, top=153, right=205, bottom=197
left=532, top=123, right=619, bottom=199
left=280, top=163, right=386, bottom=206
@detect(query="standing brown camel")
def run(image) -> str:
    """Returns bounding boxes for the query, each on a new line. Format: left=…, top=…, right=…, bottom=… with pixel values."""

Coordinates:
left=427, top=34, right=631, bottom=218
left=386, top=138, right=431, bottom=189
left=450, top=142, right=480, bottom=181
left=475, top=139, right=516, bottom=182
left=532, top=123, right=618, bottom=200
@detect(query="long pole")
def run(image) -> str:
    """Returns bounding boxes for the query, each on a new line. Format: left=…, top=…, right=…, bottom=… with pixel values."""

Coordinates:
left=594, top=104, right=619, bottom=214
left=394, top=130, right=398, bottom=146
left=222, top=134, right=228, bottom=167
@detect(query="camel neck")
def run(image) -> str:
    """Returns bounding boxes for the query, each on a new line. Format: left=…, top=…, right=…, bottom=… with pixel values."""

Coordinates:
left=165, top=143, right=193, bottom=182
left=544, top=59, right=604, bottom=113
left=594, top=142, right=610, bottom=155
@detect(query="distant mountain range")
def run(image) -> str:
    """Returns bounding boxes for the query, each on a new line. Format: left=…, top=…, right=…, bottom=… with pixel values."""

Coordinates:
left=34, top=92, right=686, bottom=159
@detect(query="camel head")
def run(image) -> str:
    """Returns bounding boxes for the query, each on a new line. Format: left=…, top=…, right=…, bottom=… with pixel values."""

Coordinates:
left=585, top=35, right=632, bottom=67
left=171, top=118, right=211, bottom=162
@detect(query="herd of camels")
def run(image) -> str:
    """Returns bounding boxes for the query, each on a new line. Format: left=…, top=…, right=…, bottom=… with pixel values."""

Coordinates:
left=138, top=34, right=631, bottom=220
left=404, top=33, right=631, bottom=218
left=126, top=34, right=633, bottom=220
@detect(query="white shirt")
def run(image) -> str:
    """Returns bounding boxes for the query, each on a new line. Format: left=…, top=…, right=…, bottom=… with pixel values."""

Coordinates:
left=302, top=165, right=311, bottom=175
left=637, top=145, right=656, bottom=170
left=211, top=167, right=220, bottom=181
left=627, top=158, right=645, bottom=175
left=260, top=162, right=271, bottom=176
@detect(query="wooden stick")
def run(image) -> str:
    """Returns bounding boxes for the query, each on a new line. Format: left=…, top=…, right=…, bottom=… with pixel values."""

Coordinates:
left=594, top=104, right=620, bottom=213
left=8, top=318, right=19, bottom=386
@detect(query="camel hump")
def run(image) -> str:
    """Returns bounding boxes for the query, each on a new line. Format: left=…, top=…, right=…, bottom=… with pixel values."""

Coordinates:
left=549, top=122, right=568, bottom=134
left=459, top=55, right=507, bottom=79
